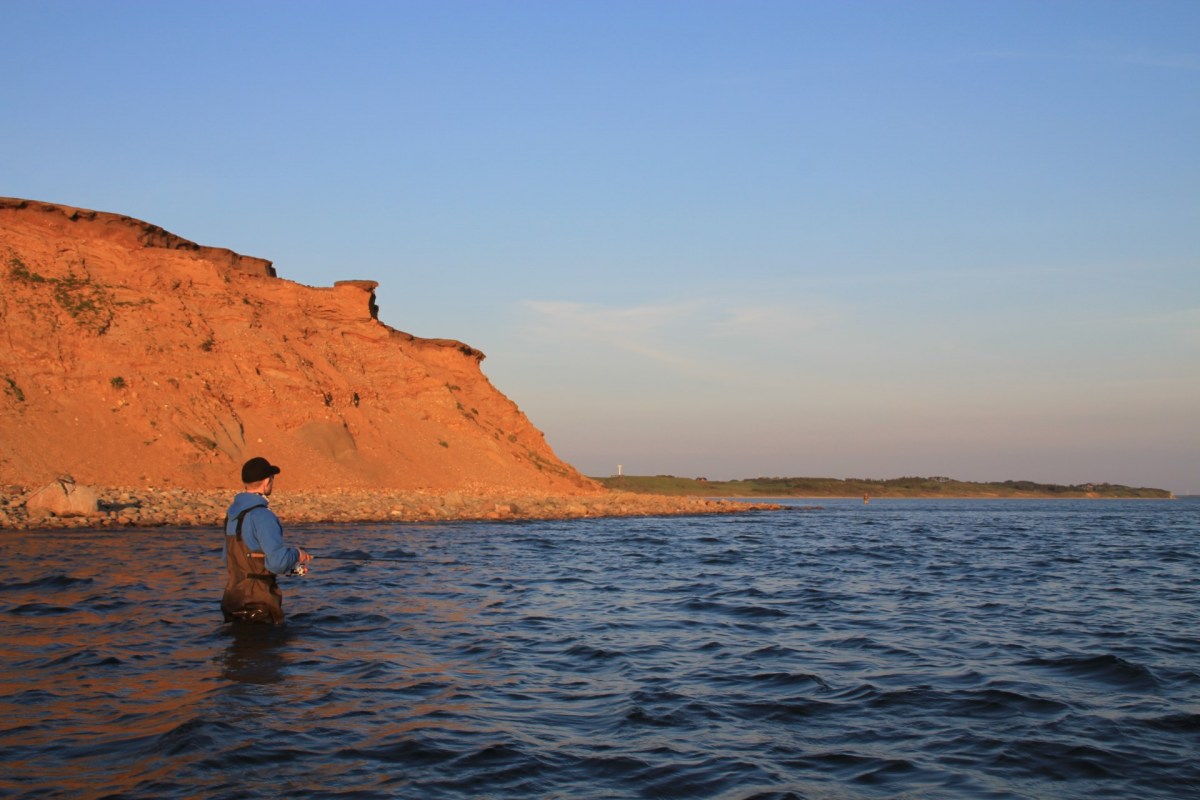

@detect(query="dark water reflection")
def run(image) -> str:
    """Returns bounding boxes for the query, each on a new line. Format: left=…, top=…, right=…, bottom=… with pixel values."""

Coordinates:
left=1, top=499, right=1198, bottom=799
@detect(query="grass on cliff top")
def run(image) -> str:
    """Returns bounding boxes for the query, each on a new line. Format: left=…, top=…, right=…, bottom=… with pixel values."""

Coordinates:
left=593, top=475, right=1173, bottom=499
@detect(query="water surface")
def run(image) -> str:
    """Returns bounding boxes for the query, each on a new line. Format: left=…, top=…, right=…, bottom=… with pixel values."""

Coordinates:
left=2, top=499, right=1197, bottom=798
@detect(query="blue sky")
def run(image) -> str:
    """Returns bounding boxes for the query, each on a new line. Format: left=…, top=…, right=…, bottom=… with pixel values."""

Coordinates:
left=5, top=1, right=1198, bottom=493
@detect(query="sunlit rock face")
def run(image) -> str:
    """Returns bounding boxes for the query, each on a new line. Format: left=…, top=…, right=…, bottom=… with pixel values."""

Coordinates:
left=0, top=198, right=596, bottom=494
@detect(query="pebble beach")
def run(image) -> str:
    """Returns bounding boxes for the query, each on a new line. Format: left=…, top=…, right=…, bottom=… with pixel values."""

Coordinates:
left=0, top=485, right=780, bottom=530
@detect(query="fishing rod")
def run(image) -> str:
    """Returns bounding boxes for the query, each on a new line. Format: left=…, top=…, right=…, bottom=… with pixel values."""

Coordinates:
left=313, top=554, right=449, bottom=564
left=286, top=553, right=453, bottom=576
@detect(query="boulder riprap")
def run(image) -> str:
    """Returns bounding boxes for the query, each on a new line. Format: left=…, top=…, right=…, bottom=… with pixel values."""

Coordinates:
left=0, top=486, right=782, bottom=530
left=23, top=477, right=102, bottom=519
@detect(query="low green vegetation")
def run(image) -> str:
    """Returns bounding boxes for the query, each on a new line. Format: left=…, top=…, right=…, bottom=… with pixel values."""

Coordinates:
left=524, top=450, right=572, bottom=478
left=593, top=475, right=1173, bottom=499
left=9, top=255, right=114, bottom=334
left=9, top=256, right=45, bottom=284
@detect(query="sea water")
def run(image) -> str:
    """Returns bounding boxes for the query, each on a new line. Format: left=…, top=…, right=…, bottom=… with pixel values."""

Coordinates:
left=1, top=498, right=1197, bottom=799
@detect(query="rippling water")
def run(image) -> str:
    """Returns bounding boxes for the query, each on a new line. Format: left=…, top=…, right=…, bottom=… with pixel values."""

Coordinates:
left=2, top=498, right=1197, bottom=799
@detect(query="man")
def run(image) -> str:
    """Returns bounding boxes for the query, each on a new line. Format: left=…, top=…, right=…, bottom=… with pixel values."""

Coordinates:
left=221, top=456, right=311, bottom=624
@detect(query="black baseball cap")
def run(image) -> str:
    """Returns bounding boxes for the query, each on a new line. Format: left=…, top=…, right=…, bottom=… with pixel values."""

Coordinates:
left=241, top=457, right=281, bottom=483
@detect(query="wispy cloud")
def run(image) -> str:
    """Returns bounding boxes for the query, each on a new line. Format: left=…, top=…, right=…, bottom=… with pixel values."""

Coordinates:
left=520, top=299, right=707, bottom=370
left=518, top=297, right=841, bottom=373
left=711, top=304, right=836, bottom=339
left=522, top=300, right=702, bottom=337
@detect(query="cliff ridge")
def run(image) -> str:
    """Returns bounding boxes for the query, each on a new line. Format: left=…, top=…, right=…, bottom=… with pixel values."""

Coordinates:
left=0, top=198, right=598, bottom=494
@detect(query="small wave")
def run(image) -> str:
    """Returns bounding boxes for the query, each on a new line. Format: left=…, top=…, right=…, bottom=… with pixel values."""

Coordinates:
left=745, top=644, right=801, bottom=659
left=155, top=715, right=239, bottom=757
left=624, top=705, right=689, bottom=727
left=9, top=602, right=76, bottom=616
left=326, top=659, right=397, bottom=681
left=1142, top=712, right=1200, bottom=732
left=449, top=741, right=534, bottom=769
left=733, top=697, right=839, bottom=721
left=677, top=597, right=720, bottom=613
left=339, top=736, right=459, bottom=765
left=379, top=548, right=420, bottom=559
left=622, top=687, right=723, bottom=729
left=719, top=586, right=769, bottom=599
left=295, top=611, right=393, bottom=628
left=996, top=739, right=1131, bottom=780
left=560, top=642, right=624, bottom=661
left=873, top=686, right=1070, bottom=720
left=42, top=650, right=124, bottom=668
left=701, top=554, right=742, bottom=566
left=370, top=680, right=458, bottom=705
left=82, top=596, right=134, bottom=612
left=626, top=534, right=669, bottom=546
left=672, top=597, right=788, bottom=620
left=0, top=574, right=95, bottom=591
left=620, top=750, right=779, bottom=799
left=546, top=575, right=595, bottom=585
left=522, top=535, right=560, bottom=550
left=327, top=548, right=373, bottom=560
left=821, top=634, right=881, bottom=650
left=1020, top=653, right=1162, bottom=689
left=729, top=604, right=788, bottom=619
left=785, top=751, right=923, bottom=785
left=575, top=752, right=655, bottom=782
left=829, top=682, right=882, bottom=704
left=719, top=671, right=831, bottom=691
left=976, top=687, right=1071, bottom=718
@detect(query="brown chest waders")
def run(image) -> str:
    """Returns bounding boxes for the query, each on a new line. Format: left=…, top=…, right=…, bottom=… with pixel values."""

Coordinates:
left=221, top=505, right=285, bottom=625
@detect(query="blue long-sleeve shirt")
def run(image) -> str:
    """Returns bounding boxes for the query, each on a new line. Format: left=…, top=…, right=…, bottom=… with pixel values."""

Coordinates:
left=224, top=492, right=300, bottom=575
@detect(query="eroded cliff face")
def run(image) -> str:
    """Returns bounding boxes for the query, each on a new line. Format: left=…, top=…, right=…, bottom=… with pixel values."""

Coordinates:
left=0, top=198, right=598, bottom=493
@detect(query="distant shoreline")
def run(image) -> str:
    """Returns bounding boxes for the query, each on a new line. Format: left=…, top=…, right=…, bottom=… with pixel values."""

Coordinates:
left=594, top=475, right=1174, bottom=501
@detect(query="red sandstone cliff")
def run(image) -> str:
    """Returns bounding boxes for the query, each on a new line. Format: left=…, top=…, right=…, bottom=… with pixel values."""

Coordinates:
left=0, top=198, right=599, bottom=493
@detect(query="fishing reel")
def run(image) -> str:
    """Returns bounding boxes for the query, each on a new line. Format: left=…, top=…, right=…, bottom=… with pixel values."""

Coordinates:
left=286, top=563, right=309, bottom=577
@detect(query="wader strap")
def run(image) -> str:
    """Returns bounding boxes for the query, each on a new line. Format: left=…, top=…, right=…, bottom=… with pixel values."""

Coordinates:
left=224, top=504, right=270, bottom=564
left=234, top=504, right=268, bottom=540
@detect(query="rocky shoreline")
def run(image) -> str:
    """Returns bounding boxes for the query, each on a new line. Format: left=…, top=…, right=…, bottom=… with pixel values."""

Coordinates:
left=0, top=484, right=784, bottom=531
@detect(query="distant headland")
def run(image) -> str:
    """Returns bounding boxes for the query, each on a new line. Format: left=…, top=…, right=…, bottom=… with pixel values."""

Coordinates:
left=594, top=475, right=1174, bottom=499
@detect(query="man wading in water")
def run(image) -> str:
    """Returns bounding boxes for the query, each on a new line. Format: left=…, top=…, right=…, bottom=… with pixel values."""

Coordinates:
left=221, top=457, right=311, bottom=624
